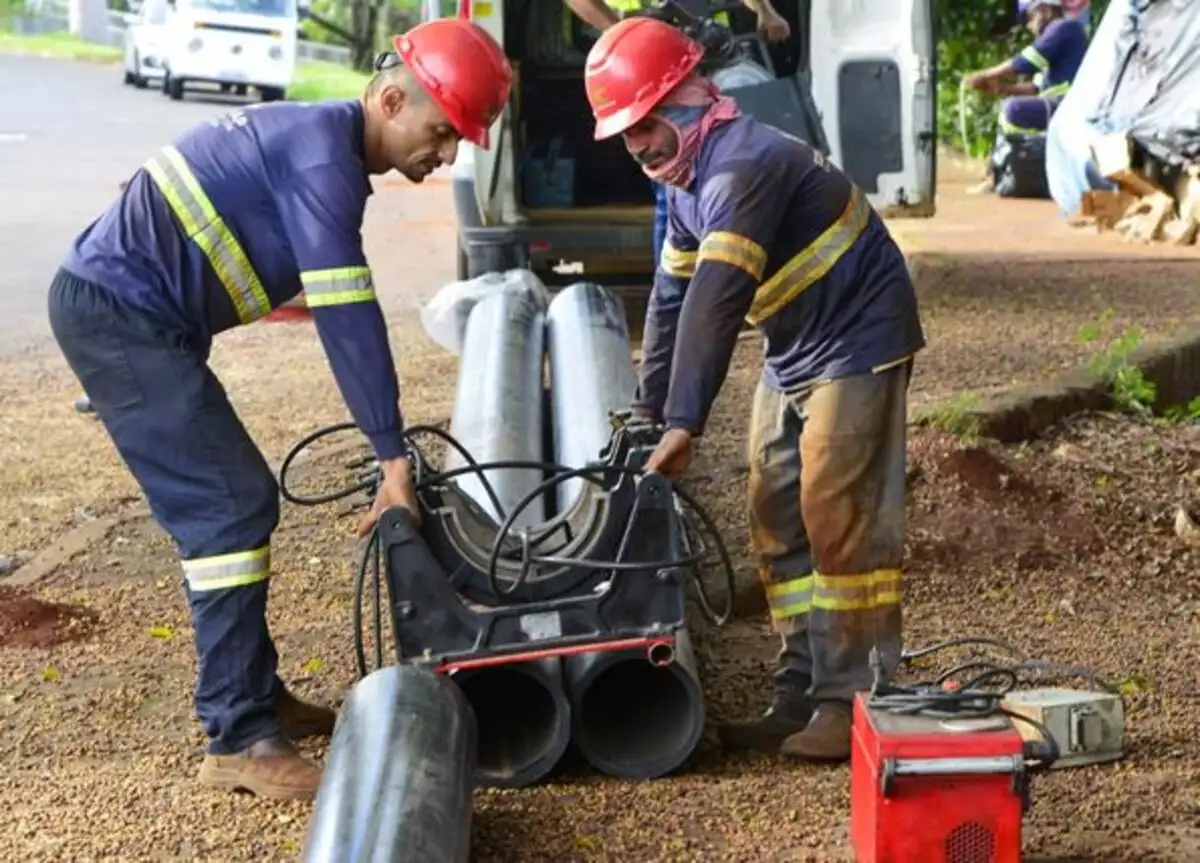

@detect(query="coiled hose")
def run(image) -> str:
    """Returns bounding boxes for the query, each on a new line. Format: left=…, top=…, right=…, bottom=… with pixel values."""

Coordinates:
left=278, top=421, right=737, bottom=678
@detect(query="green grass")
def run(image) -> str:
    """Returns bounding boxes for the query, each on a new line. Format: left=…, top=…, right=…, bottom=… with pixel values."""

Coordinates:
left=286, top=60, right=369, bottom=101
left=0, top=31, right=367, bottom=100
left=0, top=31, right=122, bottom=63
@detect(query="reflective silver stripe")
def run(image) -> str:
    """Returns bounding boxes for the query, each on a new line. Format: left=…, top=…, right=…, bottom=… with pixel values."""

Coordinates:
left=765, top=574, right=813, bottom=620
left=143, top=145, right=272, bottom=325
left=181, top=546, right=270, bottom=592
left=300, top=266, right=376, bottom=307
left=811, top=570, right=902, bottom=612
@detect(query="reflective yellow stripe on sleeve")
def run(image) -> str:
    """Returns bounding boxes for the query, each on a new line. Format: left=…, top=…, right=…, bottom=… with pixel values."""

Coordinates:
left=300, top=266, right=376, bottom=307
left=660, top=240, right=697, bottom=280
left=143, top=145, right=272, bottom=325
left=1020, top=45, right=1050, bottom=72
left=697, top=230, right=768, bottom=281
left=182, top=546, right=270, bottom=592
left=1040, top=82, right=1070, bottom=99
left=745, top=186, right=871, bottom=326
left=765, top=574, right=814, bottom=621
left=812, top=570, right=902, bottom=611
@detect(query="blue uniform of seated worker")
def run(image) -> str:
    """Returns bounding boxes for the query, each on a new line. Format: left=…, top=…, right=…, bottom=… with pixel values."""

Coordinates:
left=966, top=0, right=1089, bottom=196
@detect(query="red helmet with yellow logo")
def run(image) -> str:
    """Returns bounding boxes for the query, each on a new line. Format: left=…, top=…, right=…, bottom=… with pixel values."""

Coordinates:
left=584, top=17, right=705, bottom=141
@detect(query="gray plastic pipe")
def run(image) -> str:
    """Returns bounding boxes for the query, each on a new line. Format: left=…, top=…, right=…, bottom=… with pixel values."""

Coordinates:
left=301, top=666, right=477, bottom=863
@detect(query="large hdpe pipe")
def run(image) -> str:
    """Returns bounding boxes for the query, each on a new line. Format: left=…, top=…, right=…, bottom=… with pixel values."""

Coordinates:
left=565, top=628, right=706, bottom=780
left=301, top=666, right=476, bottom=863
left=545, top=282, right=637, bottom=515
left=446, top=285, right=547, bottom=529
left=450, top=657, right=572, bottom=789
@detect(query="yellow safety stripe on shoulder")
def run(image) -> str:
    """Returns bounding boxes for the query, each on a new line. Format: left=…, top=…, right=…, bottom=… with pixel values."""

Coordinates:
left=300, top=266, right=376, bottom=307
left=764, top=574, right=813, bottom=621
left=143, top=146, right=272, bottom=325
left=697, top=230, right=768, bottom=281
left=812, top=569, right=902, bottom=612
left=605, top=0, right=644, bottom=11
left=1040, top=82, right=1070, bottom=99
left=745, top=186, right=871, bottom=326
left=182, top=546, right=270, bottom=592
left=660, top=240, right=698, bottom=280
left=1020, top=45, right=1050, bottom=72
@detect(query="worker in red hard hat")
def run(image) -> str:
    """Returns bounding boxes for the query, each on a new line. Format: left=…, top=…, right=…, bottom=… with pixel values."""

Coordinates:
left=46, top=18, right=512, bottom=800
left=585, top=18, right=925, bottom=761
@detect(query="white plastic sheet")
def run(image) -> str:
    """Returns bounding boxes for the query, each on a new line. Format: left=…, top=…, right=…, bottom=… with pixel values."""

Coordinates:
left=419, top=269, right=552, bottom=357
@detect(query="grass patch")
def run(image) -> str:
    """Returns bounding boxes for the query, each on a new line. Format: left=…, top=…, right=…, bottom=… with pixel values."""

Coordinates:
left=286, top=60, right=369, bottom=101
left=0, top=31, right=122, bottom=63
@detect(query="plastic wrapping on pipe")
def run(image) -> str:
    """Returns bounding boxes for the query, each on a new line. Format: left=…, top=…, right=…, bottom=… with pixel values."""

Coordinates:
left=301, top=666, right=476, bottom=863
left=565, top=627, right=705, bottom=780
left=545, top=282, right=637, bottom=514
left=445, top=281, right=549, bottom=529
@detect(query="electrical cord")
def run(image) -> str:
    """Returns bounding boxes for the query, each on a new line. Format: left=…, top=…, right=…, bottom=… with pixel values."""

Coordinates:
left=279, top=421, right=738, bottom=677
left=868, top=638, right=1124, bottom=774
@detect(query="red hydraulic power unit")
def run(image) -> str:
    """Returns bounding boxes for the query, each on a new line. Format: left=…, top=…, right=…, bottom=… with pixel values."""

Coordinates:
left=849, top=691, right=1030, bottom=863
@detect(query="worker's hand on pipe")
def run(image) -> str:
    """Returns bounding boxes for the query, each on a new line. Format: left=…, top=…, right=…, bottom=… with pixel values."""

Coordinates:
left=756, top=10, right=791, bottom=43
left=965, top=72, right=996, bottom=94
left=644, top=428, right=694, bottom=480
left=357, top=457, right=421, bottom=537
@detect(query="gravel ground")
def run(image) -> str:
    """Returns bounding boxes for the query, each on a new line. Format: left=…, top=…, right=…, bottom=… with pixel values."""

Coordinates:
left=3, top=173, right=1200, bottom=860
left=3, top=320, right=1199, bottom=860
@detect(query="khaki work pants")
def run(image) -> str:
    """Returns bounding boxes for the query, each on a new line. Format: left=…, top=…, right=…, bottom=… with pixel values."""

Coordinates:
left=747, top=362, right=910, bottom=704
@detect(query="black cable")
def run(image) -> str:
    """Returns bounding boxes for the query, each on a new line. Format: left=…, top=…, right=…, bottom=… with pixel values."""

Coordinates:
left=281, top=420, right=739, bottom=678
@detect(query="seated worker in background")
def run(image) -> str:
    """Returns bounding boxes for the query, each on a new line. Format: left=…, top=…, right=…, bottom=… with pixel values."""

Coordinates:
left=967, top=0, right=1089, bottom=139
left=965, top=0, right=1089, bottom=194
left=585, top=18, right=925, bottom=761
left=564, top=0, right=790, bottom=268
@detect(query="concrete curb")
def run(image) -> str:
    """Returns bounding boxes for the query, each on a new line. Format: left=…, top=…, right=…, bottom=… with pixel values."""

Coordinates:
left=917, top=322, right=1200, bottom=443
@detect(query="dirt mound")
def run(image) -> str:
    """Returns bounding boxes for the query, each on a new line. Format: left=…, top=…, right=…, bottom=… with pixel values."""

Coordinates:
left=907, top=430, right=1101, bottom=572
left=0, top=588, right=98, bottom=649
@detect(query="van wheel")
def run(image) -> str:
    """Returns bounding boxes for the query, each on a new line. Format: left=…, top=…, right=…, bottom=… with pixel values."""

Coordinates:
left=259, top=86, right=285, bottom=102
left=167, top=76, right=185, bottom=101
left=123, top=68, right=135, bottom=85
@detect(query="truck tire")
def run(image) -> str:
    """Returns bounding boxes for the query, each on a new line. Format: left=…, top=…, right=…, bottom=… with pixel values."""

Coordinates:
left=167, top=75, right=185, bottom=101
left=260, top=86, right=285, bottom=102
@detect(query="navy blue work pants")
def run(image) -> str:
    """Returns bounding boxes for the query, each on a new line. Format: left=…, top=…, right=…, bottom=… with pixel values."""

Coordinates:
left=48, top=269, right=284, bottom=754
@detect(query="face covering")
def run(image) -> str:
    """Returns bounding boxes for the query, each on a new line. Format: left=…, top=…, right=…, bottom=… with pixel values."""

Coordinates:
left=642, top=74, right=742, bottom=189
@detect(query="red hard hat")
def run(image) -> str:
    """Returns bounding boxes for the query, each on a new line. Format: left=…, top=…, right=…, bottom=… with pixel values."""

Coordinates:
left=392, top=19, right=512, bottom=149
left=584, top=17, right=706, bottom=141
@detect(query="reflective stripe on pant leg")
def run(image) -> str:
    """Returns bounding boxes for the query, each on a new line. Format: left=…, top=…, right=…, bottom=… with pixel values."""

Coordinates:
left=747, top=376, right=814, bottom=691
left=797, top=365, right=908, bottom=702
left=182, top=545, right=270, bottom=591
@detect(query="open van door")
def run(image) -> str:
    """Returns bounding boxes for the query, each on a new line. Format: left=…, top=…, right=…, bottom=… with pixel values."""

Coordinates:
left=808, top=0, right=937, bottom=217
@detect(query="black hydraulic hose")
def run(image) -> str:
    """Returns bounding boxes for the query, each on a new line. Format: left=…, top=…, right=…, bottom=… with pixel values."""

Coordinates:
left=280, top=421, right=740, bottom=678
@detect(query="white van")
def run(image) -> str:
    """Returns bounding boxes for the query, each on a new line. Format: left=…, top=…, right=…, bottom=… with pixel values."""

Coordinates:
left=154, top=0, right=300, bottom=102
left=452, top=0, right=936, bottom=289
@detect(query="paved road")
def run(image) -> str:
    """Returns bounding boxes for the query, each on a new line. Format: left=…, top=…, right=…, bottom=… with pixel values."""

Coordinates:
left=0, top=53, right=242, bottom=357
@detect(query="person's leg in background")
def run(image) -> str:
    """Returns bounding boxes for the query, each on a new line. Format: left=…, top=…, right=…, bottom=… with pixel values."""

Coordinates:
left=1000, top=95, right=1053, bottom=137
left=778, top=363, right=911, bottom=761
left=718, top=377, right=817, bottom=752
left=47, top=269, right=332, bottom=800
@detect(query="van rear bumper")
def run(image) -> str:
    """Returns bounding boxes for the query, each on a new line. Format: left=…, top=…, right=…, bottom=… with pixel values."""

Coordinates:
left=459, top=223, right=655, bottom=281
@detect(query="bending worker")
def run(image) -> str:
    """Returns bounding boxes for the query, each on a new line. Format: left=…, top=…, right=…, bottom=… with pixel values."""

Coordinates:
left=563, top=0, right=790, bottom=268
left=966, top=0, right=1089, bottom=139
left=47, top=19, right=512, bottom=800
left=584, top=18, right=925, bottom=760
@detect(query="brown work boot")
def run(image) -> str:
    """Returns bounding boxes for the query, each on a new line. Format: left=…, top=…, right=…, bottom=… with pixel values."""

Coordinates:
left=780, top=701, right=852, bottom=762
left=198, top=736, right=322, bottom=801
left=277, top=687, right=337, bottom=740
left=717, top=698, right=815, bottom=754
